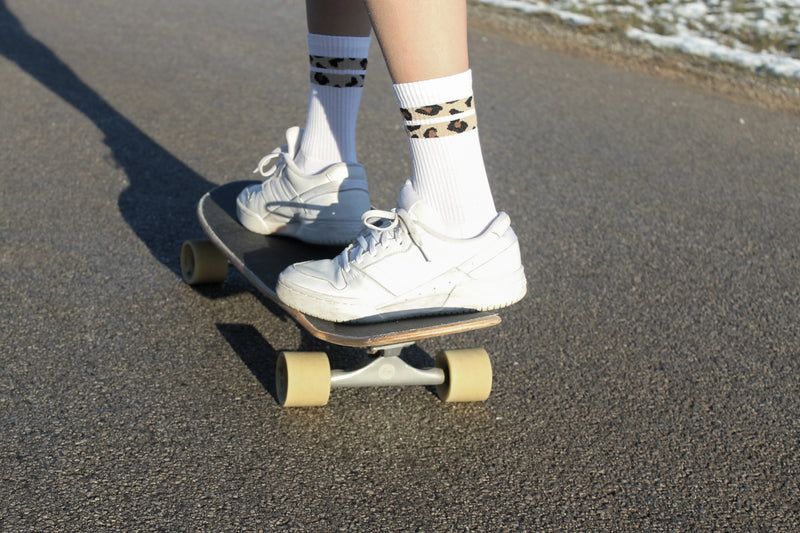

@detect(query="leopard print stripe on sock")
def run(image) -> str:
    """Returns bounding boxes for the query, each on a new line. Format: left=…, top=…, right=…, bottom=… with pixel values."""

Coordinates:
left=400, top=96, right=473, bottom=122
left=309, top=55, right=368, bottom=88
left=310, top=71, right=366, bottom=88
left=400, top=96, right=477, bottom=139
left=309, top=55, right=368, bottom=71
left=404, top=116, right=477, bottom=139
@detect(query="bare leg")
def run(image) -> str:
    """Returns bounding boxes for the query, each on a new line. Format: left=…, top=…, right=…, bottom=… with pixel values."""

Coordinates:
left=306, top=0, right=371, bottom=37
left=363, top=0, right=468, bottom=83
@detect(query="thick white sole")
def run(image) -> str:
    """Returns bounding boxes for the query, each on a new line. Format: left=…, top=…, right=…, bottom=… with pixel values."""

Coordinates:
left=277, top=265, right=527, bottom=323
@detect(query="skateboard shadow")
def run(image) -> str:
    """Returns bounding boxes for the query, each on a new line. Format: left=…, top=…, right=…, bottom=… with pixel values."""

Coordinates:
left=216, top=323, right=344, bottom=404
left=216, top=324, right=281, bottom=402
left=0, top=0, right=212, bottom=277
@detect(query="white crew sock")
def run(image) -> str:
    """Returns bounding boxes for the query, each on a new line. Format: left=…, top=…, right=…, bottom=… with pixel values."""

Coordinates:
left=393, top=70, right=497, bottom=238
left=295, top=33, right=371, bottom=175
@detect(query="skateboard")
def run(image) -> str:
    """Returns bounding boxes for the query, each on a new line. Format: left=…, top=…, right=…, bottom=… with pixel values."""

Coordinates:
left=181, top=181, right=500, bottom=407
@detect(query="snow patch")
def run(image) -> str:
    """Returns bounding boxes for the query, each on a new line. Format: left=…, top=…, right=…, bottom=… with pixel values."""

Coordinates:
left=473, top=0, right=800, bottom=79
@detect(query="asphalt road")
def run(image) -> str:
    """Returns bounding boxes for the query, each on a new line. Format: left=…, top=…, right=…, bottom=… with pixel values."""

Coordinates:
left=1, top=0, right=798, bottom=531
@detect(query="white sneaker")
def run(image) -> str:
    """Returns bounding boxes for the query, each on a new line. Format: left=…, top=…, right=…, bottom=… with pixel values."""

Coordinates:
left=236, top=127, right=370, bottom=245
left=276, top=190, right=527, bottom=323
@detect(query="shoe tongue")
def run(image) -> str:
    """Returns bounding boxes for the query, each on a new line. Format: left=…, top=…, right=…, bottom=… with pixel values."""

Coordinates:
left=397, top=179, right=419, bottom=212
left=285, top=126, right=303, bottom=160
left=397, top=180, right=444, bottom=230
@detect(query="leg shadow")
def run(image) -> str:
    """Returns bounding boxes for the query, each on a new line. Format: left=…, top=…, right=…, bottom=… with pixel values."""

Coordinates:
left=0, top=1, right=213, bottom=276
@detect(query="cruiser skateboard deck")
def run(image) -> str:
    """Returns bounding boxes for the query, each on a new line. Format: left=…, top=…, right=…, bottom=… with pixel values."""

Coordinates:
left=181, top=181, right=500, bottom=406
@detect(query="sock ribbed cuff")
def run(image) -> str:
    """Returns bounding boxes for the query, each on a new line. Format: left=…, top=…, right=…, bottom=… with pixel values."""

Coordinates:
left=391, top=70, right=497, bottom=237
left=307, top=33, right=371, bottom=59
left=393, top=70, right=473, bottom=109
left=393, top=71, right=476, bottom=139
left=307, top=34, right=370, bottom=89
left=296, top=34, right=370, bottom=173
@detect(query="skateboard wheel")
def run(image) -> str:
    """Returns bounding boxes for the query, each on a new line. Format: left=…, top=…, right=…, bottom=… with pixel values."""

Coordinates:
left=435, top=348, right=492, bottom=403
left=276, top=352, right=331, bottom=407
left=181, top=240, right=228, bottom=285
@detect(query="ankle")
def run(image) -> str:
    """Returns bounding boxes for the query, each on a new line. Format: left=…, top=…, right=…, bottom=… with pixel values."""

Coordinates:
left=393, top=71, right=498, bottom=238
left=296, top=33, right=370, bottom=175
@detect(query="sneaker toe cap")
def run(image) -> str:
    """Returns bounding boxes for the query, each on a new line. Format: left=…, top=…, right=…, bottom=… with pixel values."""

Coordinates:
left=279, top=258, right=348, bottom=293
left=236, top=183, right=262, bottom=211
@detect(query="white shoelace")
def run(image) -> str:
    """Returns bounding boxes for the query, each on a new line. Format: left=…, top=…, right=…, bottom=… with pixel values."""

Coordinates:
left=253, top=146, right=288, bottom=179
left=340, top=209, right=404, bottom=272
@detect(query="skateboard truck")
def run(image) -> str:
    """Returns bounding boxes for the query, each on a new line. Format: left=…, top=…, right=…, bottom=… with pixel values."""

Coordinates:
left=276, top=345, right=492, bottom=407
left=330, top=343, right=445, bottom=389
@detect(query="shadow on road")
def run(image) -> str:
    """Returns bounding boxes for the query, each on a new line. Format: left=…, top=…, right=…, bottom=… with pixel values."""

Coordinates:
left=0, top=0, right=213, bottom=275
left=217, top=324, right=281, bottom=402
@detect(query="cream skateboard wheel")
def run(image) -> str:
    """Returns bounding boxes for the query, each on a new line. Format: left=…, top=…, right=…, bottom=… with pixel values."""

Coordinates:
left=181, top=240, right=228, bottom=285
left=435, top=348, right=493, bottom=402
left=276, top=351, right=331, bottom=407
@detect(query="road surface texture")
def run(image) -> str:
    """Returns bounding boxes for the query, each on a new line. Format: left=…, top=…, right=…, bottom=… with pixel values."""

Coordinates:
left=1, top=0, right=798, bottom=531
